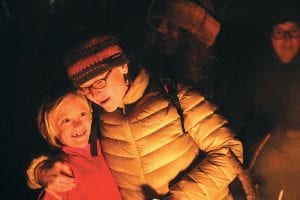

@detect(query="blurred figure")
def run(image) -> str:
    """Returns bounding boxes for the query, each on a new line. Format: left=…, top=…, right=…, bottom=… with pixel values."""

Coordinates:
left=271, top=21, right=300, bottom=64
left=252, top=4, right=300, bottom=199
left=252, top=5, right=300, bottom=129
left=142, top=0, right=221, bottom=100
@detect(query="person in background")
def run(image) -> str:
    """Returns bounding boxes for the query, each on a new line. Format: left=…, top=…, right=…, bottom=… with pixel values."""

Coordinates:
left=251, top=4, right=300, bottom=199
left=26, top=33, right=242, bottom=200
left=28, top=90, right=121, bottom=200
left=142, top=0, right=221, bottom=100
left=252, top=3, right=300, bottom=132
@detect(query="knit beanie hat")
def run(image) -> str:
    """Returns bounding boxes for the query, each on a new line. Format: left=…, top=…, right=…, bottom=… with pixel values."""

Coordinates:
left=257, top=0, right=300, bottom=35
left=149, top=0, right=221, bottom=47
left=65, top=35, right=129, bottom=87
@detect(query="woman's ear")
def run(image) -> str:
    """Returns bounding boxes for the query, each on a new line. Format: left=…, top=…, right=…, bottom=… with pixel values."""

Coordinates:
left=121, top=64, right=128, bottom=74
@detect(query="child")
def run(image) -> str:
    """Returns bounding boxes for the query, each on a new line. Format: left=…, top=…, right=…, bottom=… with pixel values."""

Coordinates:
left=35, top=91, right=121, bottom=200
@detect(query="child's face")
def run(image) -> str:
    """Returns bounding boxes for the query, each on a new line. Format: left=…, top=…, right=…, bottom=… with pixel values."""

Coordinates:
left=52, top=94, right=92, bottom=148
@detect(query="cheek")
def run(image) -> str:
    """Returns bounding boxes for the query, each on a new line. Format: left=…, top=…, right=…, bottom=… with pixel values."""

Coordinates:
left=84, top=121, right=92, bottom=133
left=271, top=39, right=281, bottom=51
left=57, top=126, right=71, bottom=141
left=107, top=86, right=126, bottom=103
left=291, top=39, right=300, bottom=50
left=57, top=132, right=67, bottom=145
left=110, top=75, right=127, bottom=96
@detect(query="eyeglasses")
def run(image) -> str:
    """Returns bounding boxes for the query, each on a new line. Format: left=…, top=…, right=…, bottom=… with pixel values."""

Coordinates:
left=271, top=28, right=300, bottom=39
left=77, top=69, right=113, bottom=95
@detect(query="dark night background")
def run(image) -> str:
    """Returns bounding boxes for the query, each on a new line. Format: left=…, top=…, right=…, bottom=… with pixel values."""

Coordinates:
left=1, top=0, right=299, bottom=199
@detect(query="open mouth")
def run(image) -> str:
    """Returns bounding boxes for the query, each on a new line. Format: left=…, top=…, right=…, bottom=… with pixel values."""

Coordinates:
left=71, top=131, right=86, bottom=137
left=99, top=97, right=110, bottom=105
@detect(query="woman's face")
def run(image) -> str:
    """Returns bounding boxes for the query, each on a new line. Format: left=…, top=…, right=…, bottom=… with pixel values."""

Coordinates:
left=52, top=94, right=92, bottom=148
left=152, top=17, right=182, bottom=55
left=271, top=21, right=300, bottom=64
left=80, top=65, right=129, bottom=112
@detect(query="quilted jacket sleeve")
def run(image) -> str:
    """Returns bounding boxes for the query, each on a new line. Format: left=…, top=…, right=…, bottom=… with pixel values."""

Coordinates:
left=26, top=155, right=49, bottom=189
left=168, top=86, right=243, bottom=199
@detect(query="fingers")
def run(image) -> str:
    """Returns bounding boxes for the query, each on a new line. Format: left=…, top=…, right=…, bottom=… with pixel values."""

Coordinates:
left=59, top=162, right=74, bottom=178
left=49, top=162, right=75, bottom=192
left=40, top=161, right=76, bottom=192
left=47, top=174, right=76, bottom=192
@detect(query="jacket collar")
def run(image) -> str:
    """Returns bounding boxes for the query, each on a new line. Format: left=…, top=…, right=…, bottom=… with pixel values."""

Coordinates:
left=121, top=69, right=149, bottom=107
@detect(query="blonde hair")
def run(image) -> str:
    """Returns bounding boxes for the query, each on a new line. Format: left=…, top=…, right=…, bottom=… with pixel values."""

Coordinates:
left=37, top=91, right=92, bottom=148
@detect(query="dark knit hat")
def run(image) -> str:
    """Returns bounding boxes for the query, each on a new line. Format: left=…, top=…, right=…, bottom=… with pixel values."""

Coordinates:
left=65, top=35, right=129, bottom=87
left=150, top=0, right=221, bottom=47
left=257, top=0, right=300, bottom=34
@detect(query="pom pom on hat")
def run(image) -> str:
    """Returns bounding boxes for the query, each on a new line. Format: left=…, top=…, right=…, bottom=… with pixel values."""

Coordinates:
left=65, top=35, right=129, bottom=87
left=150, top=0, right=221, bottom=47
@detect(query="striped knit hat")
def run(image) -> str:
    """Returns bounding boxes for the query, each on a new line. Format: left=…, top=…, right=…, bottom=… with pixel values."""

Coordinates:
left=150, top=0, right=221, bottom=47
left=65, top=35, right=129, bottom=87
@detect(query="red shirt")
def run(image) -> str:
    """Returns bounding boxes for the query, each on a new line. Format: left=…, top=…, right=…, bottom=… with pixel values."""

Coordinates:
left=39, top=142, right=122, bottom=200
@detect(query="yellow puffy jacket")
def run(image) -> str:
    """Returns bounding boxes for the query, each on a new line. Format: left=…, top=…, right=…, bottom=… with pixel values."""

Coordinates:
left=99, top=70, right=243, bottom=199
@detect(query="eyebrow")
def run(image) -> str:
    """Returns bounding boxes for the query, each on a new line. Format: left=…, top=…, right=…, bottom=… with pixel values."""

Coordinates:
left=81, top=73, right=107, bottom=87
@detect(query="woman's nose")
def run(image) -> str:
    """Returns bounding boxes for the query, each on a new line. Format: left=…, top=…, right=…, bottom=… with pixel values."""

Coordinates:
left=157, top=19, right=169, bottom=35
